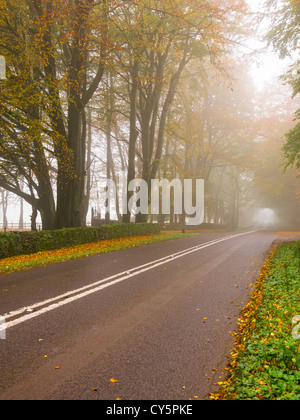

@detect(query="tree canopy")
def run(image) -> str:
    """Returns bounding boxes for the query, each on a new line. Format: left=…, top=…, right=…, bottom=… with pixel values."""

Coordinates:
left=265, top=0, right=300, bottom=171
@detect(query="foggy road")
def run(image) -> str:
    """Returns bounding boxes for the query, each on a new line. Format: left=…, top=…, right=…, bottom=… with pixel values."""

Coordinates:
left=0, top=230, right=291, bottom=400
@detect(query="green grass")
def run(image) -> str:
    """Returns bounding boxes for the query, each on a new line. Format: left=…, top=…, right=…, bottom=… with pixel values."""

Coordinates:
left=211, top=241, right=300, bottom=400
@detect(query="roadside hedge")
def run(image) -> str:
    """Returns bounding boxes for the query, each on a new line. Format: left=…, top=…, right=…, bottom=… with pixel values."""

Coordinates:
left=0, top=223, right=161, bottom=259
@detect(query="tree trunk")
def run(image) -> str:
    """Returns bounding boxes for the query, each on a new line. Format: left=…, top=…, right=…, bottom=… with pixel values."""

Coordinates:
left=31, top=204, right=38, bottom=232
left=136, top=54, right=188, bottom=224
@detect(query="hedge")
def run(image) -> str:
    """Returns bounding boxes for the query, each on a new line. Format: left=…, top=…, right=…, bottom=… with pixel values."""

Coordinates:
left=0, top=223, right=161, bottom=260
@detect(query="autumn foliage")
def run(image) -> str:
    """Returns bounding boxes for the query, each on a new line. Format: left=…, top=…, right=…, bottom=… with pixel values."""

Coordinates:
left=0, top=0, right=248, bottom=229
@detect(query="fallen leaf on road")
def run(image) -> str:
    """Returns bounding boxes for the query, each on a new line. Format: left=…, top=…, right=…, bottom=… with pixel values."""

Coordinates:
left=110, top=378, right=118, bottom=383
left=55, top=366, right=61, bottom=369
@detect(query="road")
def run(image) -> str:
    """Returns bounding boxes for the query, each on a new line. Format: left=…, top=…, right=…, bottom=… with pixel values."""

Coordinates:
left=0, top=230, right=292, bottom=400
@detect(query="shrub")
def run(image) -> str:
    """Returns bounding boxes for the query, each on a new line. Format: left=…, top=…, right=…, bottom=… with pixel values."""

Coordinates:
left=0, top=223, right=161, bottom=259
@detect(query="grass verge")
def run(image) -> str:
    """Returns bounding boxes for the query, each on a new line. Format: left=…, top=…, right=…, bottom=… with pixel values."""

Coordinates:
left=210, top=241, right=300, bottom=400
left=0, top=231, right=202, bottom=276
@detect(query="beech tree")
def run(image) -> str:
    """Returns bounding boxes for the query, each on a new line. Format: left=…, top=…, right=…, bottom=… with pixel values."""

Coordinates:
left=162, top=60, right=260, bottom=228
left=112, top=0, right=248, bottom=222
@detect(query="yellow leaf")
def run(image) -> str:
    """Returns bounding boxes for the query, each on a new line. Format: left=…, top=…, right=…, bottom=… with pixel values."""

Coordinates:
left=110, top=378, right=118, bottom=383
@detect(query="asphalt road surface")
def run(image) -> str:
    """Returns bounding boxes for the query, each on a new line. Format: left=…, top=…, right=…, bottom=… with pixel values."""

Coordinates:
left=0, top=230, right=295, bottom=400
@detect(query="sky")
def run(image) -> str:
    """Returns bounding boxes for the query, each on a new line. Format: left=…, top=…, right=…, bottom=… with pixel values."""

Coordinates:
left=250, top=43, right=293, bottom=91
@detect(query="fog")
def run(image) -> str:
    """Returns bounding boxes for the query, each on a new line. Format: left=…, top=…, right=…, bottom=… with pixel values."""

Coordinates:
left=0, top=0, right=299, bottom=231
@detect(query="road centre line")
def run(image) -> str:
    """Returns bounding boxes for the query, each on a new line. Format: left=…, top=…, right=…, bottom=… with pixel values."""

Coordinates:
left=0, top=229, right=262, bottom=333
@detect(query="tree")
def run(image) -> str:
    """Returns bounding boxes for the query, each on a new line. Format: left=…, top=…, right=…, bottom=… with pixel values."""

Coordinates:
left=0, top=188, right=8, bottom=229
left=283, top=111, right=300, bottom=170
left=112, top=0, right=248, bottom=222
left=251, top=83, right=300, bottom=228
left=265, top=0, right=300, bottom=171
left=159, top=59, right=258, bottom=229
